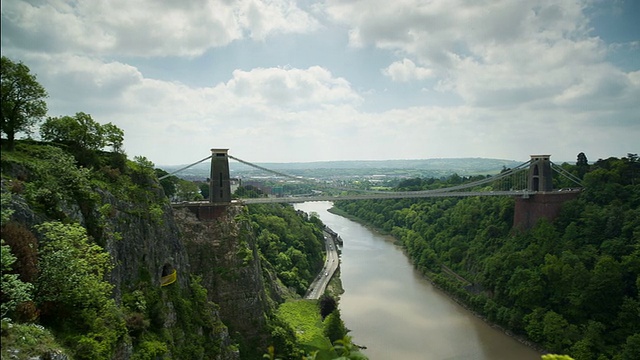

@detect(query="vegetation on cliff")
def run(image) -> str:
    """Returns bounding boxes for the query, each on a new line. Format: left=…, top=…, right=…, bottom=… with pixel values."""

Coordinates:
left=248, top=203, right=325, bottom=296
left=234, top=202, right=358, bottom=359
left=334, top=154, right=640, bottom=360
left=1, top=139, right=237, bottom=359
left=0, top=137, right=340, bottom=359
left=0, top=139, right=355, bottom=359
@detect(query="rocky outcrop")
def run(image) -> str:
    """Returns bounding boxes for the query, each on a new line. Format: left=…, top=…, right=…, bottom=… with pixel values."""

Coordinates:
left=95, top=189, right=189, bottom=299
left=93, top=190, right=239, bottom=359
left=1, top=159, right=239, bottom=359
left=174, top=205, right=272, bottom=352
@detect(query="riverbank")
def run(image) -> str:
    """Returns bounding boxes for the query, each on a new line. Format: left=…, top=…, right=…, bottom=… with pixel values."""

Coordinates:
left=327, top=204, right=546, bottom=356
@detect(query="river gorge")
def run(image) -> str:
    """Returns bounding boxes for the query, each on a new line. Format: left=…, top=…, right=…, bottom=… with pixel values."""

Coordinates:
left=294, top=201, right=542, bottom=360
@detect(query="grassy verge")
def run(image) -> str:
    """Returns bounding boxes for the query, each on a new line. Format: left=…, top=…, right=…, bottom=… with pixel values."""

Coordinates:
left=276, top=300, right=337, bottom=360
left=1, top=319, right=69, bottom=359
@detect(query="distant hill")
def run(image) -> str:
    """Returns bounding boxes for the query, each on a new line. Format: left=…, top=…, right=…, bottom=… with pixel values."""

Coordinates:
left=159, top=158, right=523, bottom=180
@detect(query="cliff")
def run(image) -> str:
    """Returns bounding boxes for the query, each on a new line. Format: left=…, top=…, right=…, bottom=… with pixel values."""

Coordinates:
left=173, top=205, right=275, bottom=355
left=1, top=143, right=251, bottom=359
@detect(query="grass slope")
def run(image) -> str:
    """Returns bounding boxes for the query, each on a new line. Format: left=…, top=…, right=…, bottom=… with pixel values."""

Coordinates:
left=276, top=300, right=337, bottom=360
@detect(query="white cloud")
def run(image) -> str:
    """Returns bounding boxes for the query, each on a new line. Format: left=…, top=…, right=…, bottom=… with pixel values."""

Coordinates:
left=1, top=0, right=319, bottom=57
left=382, top=59, right=433, bottom=82
left=2, top=0, right=637, bottom=164
left=322, top=0, right=640, bottom=112
left=16, top=54, right=363, bottom=162
left=225, top=66, right=362, bottom=108
left=238, top=0, right=320, bottom=40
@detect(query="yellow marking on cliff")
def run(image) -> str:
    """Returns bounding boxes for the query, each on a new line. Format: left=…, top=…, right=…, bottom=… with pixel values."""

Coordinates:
left=161, top=269, right=177, bottom=286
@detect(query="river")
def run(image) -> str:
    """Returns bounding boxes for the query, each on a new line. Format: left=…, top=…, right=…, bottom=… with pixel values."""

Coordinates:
left=293, top=201, right=542, bottom=360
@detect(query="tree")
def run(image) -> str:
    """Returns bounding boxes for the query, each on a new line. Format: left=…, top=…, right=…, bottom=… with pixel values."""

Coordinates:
left=0, top=194, right=33, bottom=318
left=1, top=239, right=33, bottom=318
left=333, top=336, right=368, bottom=360
left=234, top=185, right=265, bottom=198
left=577, top=152, right=589, bottom=179
left=319, top=294, right=337, bottom=319
left=323, top=309, right=347, bottom=343
left=40, top=112, right=104, bottom=150
left=155, top=168, right=178, bottom=198
left=199, top=182, right=210, bottom=200
left=101, top=122, right=124, bottom=153
left=617, top=333, right=640, bottom=360
left=0, top=56, right=48, bottom=150
left=541, top=356, right=574, bottom=360
left=34, top=221, right=113, bottom=311
left=577, top=152, right=588, bottom=167
left=175, top=179, right=203, bottom=201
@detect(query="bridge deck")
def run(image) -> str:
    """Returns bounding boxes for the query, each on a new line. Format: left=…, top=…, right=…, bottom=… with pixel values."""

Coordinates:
left=171, top=189, right=581, bottom=206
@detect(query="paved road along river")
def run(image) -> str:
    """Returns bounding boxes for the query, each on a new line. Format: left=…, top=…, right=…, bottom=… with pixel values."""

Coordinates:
left=294, top=201, right=542, bottom=360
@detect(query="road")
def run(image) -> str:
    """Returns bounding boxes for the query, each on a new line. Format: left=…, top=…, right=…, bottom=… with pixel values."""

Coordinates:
left=304, top=231, right=340, bottom=299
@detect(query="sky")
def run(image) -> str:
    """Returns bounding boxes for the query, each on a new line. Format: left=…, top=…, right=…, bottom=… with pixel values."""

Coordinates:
left=1, top=0, right=639, bottom=165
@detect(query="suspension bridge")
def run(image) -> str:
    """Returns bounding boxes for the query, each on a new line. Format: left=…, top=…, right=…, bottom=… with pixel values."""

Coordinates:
left=164, top=149, right=583, bottom=206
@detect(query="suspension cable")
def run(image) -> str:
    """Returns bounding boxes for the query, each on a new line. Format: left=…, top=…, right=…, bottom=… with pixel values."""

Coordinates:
left=550, top=162, right=584, bottom=187
left=229, top=154, right=533, bottom=195
left=162, top=152, right=537, bottom=195
left=228, top=155, right=307, bottom=182
left=404, top=159, right=533, bottom=194
left=158, top=155, right=212, bottom=180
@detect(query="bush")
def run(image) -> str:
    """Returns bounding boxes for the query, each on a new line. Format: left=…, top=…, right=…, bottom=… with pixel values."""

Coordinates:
left=132, top=340, right=168, bottom=360
left=35, top=221, right=113, bottom=310
left=0, top=319, right=68, bottom=359
left=1, top=221, right=38, bottom=282
left=1, top=239, right=33, bottom=318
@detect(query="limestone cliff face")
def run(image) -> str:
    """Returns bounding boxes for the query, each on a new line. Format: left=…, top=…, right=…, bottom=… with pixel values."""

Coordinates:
left=173, top=205, right=272, bottom=350
left=91, top=189, right=239, bottom=359
left=95, top=188, right=189, bottom=298
left=1, top=158, right=239, bottom=359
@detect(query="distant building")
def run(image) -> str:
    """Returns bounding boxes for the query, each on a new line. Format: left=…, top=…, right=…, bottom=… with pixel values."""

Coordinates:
left=230, top=178, right=241, bottom=194
left=242, top=180, right=272, bottom=195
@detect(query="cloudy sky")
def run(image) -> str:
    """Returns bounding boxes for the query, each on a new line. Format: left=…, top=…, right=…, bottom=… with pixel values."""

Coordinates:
left=2, top=0, right=639, bottom=165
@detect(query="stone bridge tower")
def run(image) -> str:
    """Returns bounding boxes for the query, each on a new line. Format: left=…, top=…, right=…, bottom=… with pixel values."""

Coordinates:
left=528, top=155, right=553, bottom=192
left=210, top=149, right=231, bottom=204
left=514, top=154, right=579, bottom=229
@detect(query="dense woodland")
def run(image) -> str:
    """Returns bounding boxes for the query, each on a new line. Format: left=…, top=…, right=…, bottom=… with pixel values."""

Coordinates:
left=334, top=154, right=640, bottom=360
left=248, top=203, right=325, bottom=296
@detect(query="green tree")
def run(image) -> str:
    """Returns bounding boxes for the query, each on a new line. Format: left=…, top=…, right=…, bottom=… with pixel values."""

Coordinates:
left=332, top=336, right=367, bottom=360
left=1, top=239, right=33, bottom=318
left=0, top=56, right=48, bottom=150
left=235, top=185, right=265, bottom=198
left=576, top=152, right=589, bottom=179
left=34, top=221, right=113, bottom=310
left=40, top=112, right=105, bottom=150
left=0, top=193, right=34, bottom=318
left=101, top=122, right=124, bottom=153
left=323, top=309, right=347, bottom=343
left=319, top=294, right=337, bottom=320
left=249, top=204, right=325, bottom=296
left=175, top=179, right=203, bottom=201
left=616, top=333, right=640, bottom=360
left=33, top=221, right=126, bottom=359
left=585, top=255, right=624, bottom=322
left=155, top=168, right=178, bottom=198
left=199, top=182, right=210, bottom=200
left=542, top=311, right=578, bottom=352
